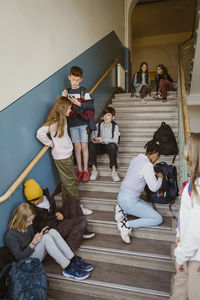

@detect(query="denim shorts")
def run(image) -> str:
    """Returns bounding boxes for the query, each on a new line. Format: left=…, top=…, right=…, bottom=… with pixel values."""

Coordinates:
left=69, top=125, right=88, bottom=143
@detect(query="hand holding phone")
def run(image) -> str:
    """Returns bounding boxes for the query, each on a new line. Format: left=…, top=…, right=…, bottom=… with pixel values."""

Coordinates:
left=41, top=226, right=49, bottom=235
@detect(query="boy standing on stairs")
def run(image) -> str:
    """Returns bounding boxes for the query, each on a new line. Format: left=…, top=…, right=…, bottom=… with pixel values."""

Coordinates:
left=62, top=66, right=95, bottom=184
left=89, top=107, right=120, bottom=182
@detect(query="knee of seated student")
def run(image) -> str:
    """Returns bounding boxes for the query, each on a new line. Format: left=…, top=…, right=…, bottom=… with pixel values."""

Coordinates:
left=159, top=79, right=166, bottom=85
left=80, top=216, right=87, bottom=230
left=107, top=142, right=117, bottom=149
left=48, top=228, right=60, bottom=238
left=155, top=213, right=163, bottom=225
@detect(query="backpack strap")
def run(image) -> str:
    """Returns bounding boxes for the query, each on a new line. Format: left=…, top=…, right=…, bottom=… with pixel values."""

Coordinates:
left=97, top=120, right=104, bottom=138
left=80, top=86, right=86, bottom=99
left=0, top=262, right=13, bottom=281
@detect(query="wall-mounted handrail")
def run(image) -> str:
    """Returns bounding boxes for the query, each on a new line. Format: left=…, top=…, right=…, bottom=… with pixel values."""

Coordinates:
left=178, top=48, right=191, bottom=143
left=0, top=58, right=119, bottom=203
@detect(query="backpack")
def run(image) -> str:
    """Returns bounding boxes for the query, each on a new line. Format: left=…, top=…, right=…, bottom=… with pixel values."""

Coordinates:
left=0, top=258, right=48, bottom=300
left=153, top=122, right=178, bottom=163
left=97, top=120, right=120, bottom=145
left=0, top=247, right=15, bottom=298
left=145, top=161, right=179, bottom=212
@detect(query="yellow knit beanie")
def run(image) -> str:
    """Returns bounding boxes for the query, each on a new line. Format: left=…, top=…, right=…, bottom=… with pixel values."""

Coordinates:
left=24, top=179, right=43, bottom=201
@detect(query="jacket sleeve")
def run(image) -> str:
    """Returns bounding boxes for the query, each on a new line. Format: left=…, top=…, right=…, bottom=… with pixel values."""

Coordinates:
left=167, top=74, right=173, bottom=82
left=133, top=73, right=140, bottom=88
left=5, top=230, right=34, bottom=261
left=91, top=124, right=98, bottom=139
left=174, top=187, right=200, bottom=265
left=36, top=125, right=54, bottom=148
left=80, top=99, right=94, bottom=111
left=141, top=162, right=162, bottom=192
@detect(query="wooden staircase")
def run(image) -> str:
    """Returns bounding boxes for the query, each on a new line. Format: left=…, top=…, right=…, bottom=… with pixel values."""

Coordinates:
left=46, top=92, right=178, bottom=300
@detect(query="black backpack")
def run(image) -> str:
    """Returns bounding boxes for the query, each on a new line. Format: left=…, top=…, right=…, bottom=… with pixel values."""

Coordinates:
left=145, top=162, right=179, bottom=212
left=0, top=258, right=48, bottom=300
left=153, top=122, right=178, bottom=163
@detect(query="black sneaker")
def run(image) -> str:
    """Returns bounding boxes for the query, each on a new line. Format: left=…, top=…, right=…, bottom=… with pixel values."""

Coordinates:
left=83, top=231, right=95, bottom=239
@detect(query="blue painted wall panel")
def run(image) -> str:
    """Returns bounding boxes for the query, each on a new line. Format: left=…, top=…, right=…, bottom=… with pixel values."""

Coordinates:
left=0, top=31, right=124, bottom=246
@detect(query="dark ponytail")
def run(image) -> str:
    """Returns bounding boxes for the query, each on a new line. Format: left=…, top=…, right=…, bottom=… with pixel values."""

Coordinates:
left=144, top=139, right=161, bottom=155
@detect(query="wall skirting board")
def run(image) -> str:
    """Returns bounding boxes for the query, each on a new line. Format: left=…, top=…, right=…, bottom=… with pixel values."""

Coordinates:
left=0, top=31, right=124, bottom=246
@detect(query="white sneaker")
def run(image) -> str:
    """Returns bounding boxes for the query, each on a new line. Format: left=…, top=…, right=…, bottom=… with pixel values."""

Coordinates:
left=112, top=171, right=120, bottom=182
left=115, top=204, right=126, bottom=222
left=80, top=204, right=93, bottom=216
left=90, top=169, right=98, bottom=181
left=117, top=221, right=131, bottom=244
left=140, top=98, right=146, bottom=103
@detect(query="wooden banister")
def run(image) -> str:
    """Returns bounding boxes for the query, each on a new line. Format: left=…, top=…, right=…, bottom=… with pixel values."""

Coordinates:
left=0, top=58, right=119, bottom=203
left=178, top=48, right=191, bottom=143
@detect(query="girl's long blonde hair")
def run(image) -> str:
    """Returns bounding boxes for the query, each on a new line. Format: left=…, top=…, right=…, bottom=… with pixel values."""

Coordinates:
left=9, top=203, right=36, bottom=233
left=44, top=96, right=71, bottom=138
left=184, top=133, right=200, bottom=202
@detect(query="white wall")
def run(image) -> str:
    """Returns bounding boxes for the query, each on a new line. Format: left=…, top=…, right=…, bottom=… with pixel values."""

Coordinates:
left=0, top=0, right=125, bottom=111
left=132, top=32, right=191, bottom=79
left=188, top=106, right=200, bottom=132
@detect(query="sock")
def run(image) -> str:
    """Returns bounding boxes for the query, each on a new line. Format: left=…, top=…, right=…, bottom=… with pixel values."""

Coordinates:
left=64, top=256, right=75, bottom=271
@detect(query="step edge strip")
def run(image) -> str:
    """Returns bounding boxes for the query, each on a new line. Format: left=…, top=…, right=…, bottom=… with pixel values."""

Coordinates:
left=47, top=273, right=170, bottom=297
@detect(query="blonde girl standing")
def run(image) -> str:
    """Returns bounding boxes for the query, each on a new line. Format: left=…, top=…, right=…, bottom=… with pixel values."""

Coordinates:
left=36, top=97, right=78, bottom=201
left=171, top=133, right=200, bottom=300
left=36, top=96, right=92, bottom=215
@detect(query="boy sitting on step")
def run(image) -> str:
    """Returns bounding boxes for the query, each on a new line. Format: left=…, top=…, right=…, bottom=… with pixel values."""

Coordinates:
left=24, top=179, right=95, bottom=253
left=89, top=107, right=120, bottom=182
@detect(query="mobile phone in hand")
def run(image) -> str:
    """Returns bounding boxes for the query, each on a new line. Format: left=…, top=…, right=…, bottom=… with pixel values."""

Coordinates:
left=42, top=226, right=49, bottom=234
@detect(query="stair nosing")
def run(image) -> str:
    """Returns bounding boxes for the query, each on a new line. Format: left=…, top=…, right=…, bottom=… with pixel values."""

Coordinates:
left=47, top=273, right=170, bottom=297
left=80, top=245, right=171, bottom=260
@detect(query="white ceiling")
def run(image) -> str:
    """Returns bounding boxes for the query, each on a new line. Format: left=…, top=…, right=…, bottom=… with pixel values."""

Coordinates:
left=132, top=0, right=196, bottom=37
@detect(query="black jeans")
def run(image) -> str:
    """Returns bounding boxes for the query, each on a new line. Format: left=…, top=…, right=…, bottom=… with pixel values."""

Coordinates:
left=89, top=142, right=118, bottom=168
left=140, top=84, right=153, bottom=98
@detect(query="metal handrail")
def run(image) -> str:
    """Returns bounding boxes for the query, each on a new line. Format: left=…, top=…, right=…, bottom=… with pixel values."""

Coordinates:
left=0, top=58, right=119, bottom=203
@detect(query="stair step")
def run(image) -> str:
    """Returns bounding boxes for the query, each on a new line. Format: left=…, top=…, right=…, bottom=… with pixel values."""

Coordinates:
left=55, top=190, right=179, bottom=217
left=112, top=99, right=177, bottom=106
left=97, top=153, right=179, bottom=165
left=119, top=124, right=178, bottom=133
left=86, top=210, right=175, bottom=242
left=77, top=233, right=173, bottom=272
left=116, top=119, right=178, bottom=127
left=45, top=260, right=171, bottom=299
left=49, top=290, right=105, bottom=300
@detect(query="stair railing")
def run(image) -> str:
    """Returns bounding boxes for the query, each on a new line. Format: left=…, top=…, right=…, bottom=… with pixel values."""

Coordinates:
left=0, top=58, right=119, bottom=203
left=179, top=0, right=200, bottom=92
left=177, top=49, right=191, bottom=186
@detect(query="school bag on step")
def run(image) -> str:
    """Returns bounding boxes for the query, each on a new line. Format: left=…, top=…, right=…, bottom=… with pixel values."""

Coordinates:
left=153, top=122, right=178, bottom=163
left=0, top=257, right=48, bottom=300
left=145, top=161, right=179, bottom=212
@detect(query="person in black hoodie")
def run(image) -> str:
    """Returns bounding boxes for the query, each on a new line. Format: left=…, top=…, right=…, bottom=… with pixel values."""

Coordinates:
left=153, top=64, right=174, bottom=101
left=24, top=179, right=94, bottom=253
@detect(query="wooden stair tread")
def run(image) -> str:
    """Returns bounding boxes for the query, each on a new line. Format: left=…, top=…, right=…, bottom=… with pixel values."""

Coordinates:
left=80, top=233, right=171, bottom=258
left=44, top=259, right=171, bottom=295
left=87, top=210, right=172, bottom=230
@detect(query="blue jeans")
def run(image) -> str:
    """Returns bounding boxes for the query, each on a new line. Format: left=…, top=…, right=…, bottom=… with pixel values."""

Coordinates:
left=117, top=191, right=162, bottom=228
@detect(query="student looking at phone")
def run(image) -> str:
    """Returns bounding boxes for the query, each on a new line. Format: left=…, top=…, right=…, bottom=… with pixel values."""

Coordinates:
left=5, top=203, right=94, bottom=280
left=89, top=107, right=120, bottom=182
left=23, top=179, right=95, bottom=252
left=62, top=66, right=95, bottom=186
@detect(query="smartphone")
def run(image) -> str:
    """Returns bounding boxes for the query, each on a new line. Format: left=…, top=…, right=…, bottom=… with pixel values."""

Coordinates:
left=42, top=227, right=49, bottom=234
